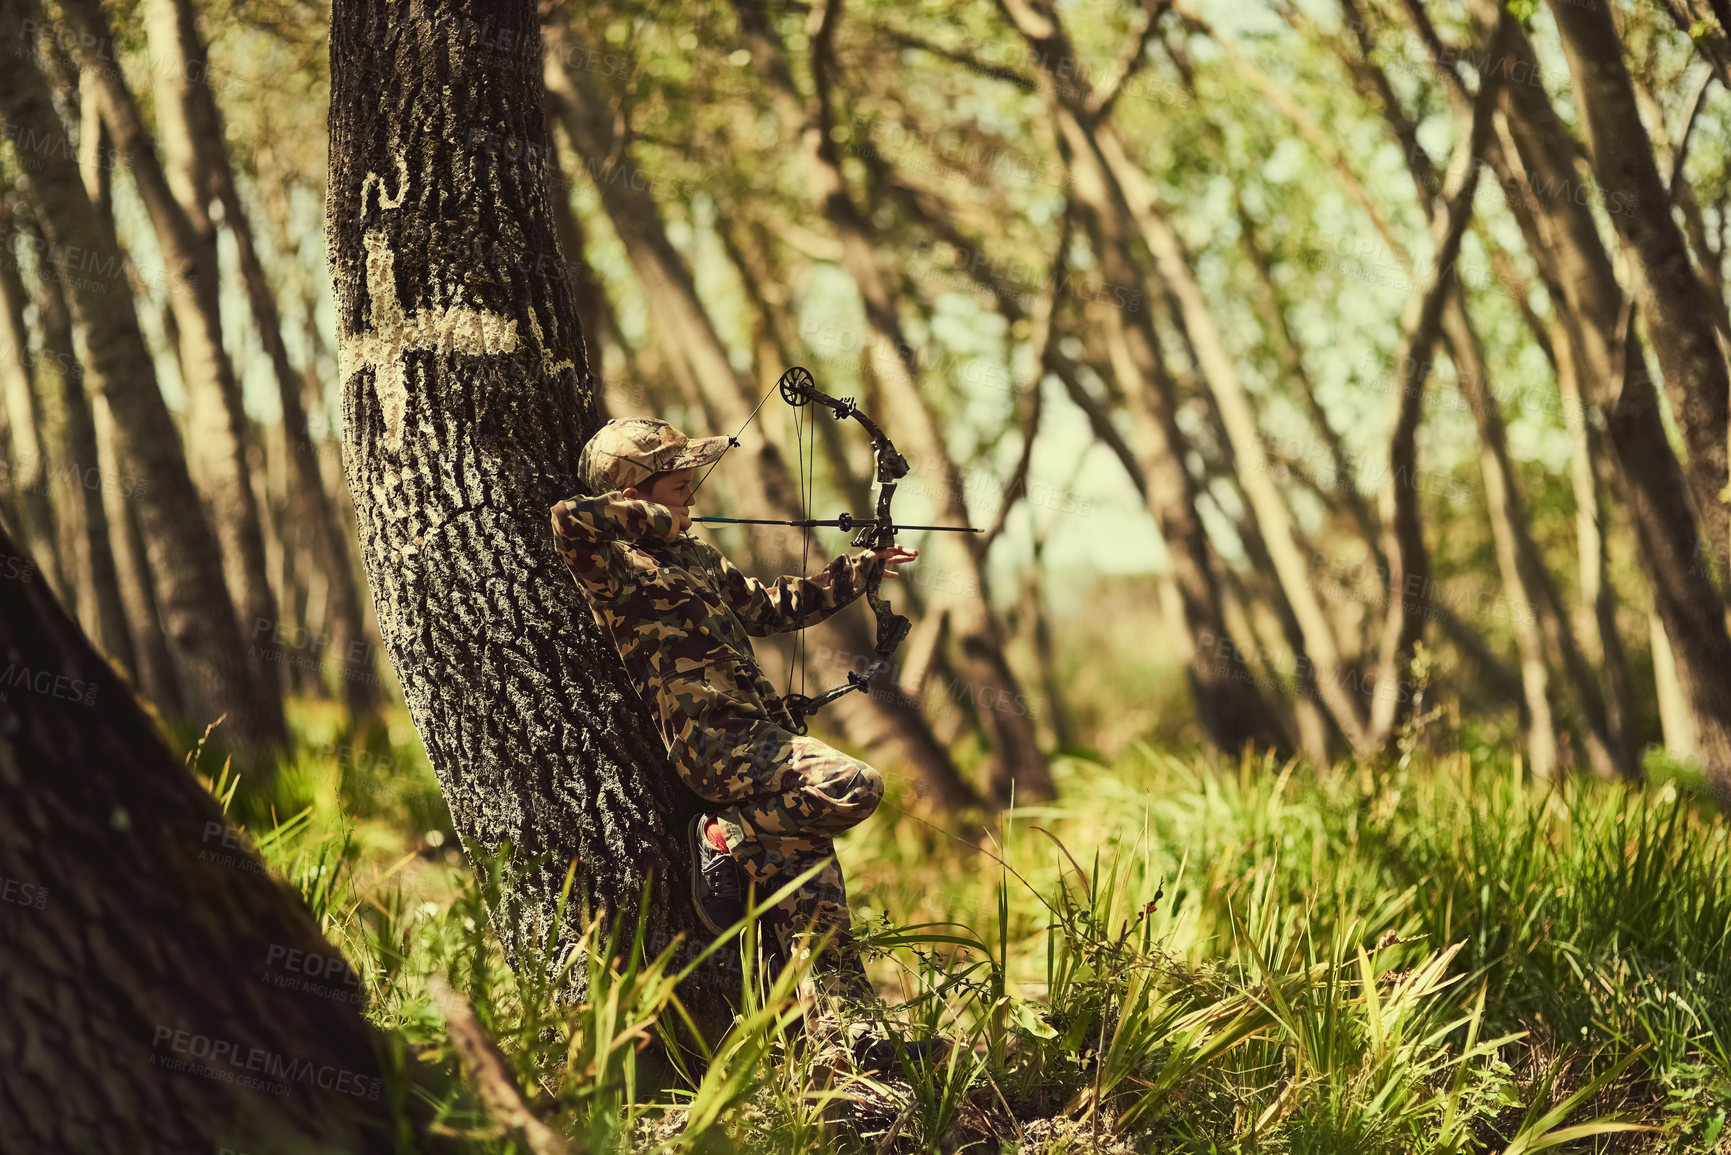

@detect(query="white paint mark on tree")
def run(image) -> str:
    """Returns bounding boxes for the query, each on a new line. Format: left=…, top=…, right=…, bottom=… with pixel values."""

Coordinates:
left=339, top=167, right=521, bottom=454
left=526, top=307, right=575, bottom=380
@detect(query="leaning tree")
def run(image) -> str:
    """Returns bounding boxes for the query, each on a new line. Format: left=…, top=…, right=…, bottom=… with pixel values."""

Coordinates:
left=327, top=0, right=733, bottom=1018
left=0, top=517, right=394, bottom=1154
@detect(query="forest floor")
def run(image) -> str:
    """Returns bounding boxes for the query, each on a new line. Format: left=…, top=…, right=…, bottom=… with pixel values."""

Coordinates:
left=221, top=699, right=1731, bottom=1153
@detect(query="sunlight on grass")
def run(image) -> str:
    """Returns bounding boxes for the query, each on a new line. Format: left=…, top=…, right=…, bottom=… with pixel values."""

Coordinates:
left=212, top=704, right=1729, bottom=1152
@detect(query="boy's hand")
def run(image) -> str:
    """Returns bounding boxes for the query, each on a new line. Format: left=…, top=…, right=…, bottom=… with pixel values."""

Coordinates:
left=861, top=545, right=919, bottom=577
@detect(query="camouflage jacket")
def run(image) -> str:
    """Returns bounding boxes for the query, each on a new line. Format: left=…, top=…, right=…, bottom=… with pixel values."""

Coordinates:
left=550, top=493, right=868, bottom=752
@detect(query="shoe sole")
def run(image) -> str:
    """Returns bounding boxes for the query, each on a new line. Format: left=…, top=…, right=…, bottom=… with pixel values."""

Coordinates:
left=689, top=814, right=731, bottom=937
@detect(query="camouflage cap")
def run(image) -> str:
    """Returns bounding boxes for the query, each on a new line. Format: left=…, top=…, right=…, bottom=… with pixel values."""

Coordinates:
left=580, top=418, right=731, bottom=492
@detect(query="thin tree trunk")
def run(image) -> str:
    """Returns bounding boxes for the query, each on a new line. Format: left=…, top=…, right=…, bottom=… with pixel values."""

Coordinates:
left=1024, top=528, right=1076, bottom=751
left=1095, top=266, right=1291, bottom=756
left=0, top=517, right=393, bottom=1154
left=543, top=107, right=614, bottom=393
left=0, top=206, right=67, bottom=603
left=1358, top=27, right=1508, bottom=748
left=1446, top=330, right=1557, bottom=777
left=1075, top=21, right=1371, bottom=746
left=62, top=0, right=285, bottom=708
left=1232, top=199, right=1382, bottom=556
left=1652, top=608, right=1696, bottom=760
left=1053, top=331, right=1295, bottom=750
left=1332, top=6, right=1630, bottom=777
left=1554, top=331, right=1640, bottom=768
left=1444, top=285, right=1627, bottom=782
left=327, top=0, right=734, bottom=1020
left=93, top=388, right=185, bottom=716
left=30, top=239, right=137, bottom=676
left=1548, top=1, right=1731, bottom=580
left=0, top=11, right=284, bottom=768
left=150, top=0, right=380, bottom=720
left=993, top=0, right=1324, bottom=756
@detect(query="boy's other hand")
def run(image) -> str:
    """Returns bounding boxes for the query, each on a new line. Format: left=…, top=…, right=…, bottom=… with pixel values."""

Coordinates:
left=861, top=545, right=919, bottom=577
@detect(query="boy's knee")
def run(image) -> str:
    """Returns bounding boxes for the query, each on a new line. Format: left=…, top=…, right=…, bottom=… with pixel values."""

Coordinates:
left=844, top=761, right=884, bottom=817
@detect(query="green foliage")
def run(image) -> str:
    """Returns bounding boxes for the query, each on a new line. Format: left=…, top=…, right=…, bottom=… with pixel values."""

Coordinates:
left=215, top=716, right=1728, bottom=1152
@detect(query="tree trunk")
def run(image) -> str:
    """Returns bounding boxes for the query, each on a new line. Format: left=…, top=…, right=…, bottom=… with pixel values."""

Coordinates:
left=1652, top=608, right=1696, bottom=761
left=1547, top=0, right=1731, bottom=582
left=1361, top=29, right=1506, bottom=748
left=1337, top=9, right=1632, bottom=778
left=62, top=0, right=285, bottom=708
left=0, top=10, right=284, bottom=768
left=30, top=242, right=137, bottom=677
left=1494, top=6, right=1731, bottom=809
left=327, top=0, right=733, bottom=1019
left=1445, top=328, right=1556, bottom=778
left=1232, top=198, right=1382, bottom=558
left=93, top=388, right=186, bottom=716
left=0, top=517, right=393, bottom=1154
left=1024, top=530, right=1076, bottom=751
left=985, top=0, right=1299, bottom=758
left=1556, top=332, right=1639, bottom=767
left=542, top=117, right=615, bottom=398
left=1007, top=0, right=1376, bottom=754
left=0, top=206, right=67, bottom=604
left=152, top=0, right=381, bottom=720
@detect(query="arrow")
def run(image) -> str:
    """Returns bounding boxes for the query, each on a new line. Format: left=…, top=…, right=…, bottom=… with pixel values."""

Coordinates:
left=691, top=515, right=980, bottom=533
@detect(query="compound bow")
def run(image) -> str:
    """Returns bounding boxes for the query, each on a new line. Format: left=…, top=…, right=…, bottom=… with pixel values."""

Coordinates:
left=691, top=366, right=978, bottom=733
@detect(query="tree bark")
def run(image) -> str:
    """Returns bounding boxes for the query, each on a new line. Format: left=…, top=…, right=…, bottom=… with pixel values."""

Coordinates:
left=1547, top=0, right=1731, bottom=581
left=61, top=0, right=286, bottom=707
left=0, top=7, right=285, bottom=768
left=0, top=517, right=393, bottom=1153
left=327, top=0, right=734, bottom=1018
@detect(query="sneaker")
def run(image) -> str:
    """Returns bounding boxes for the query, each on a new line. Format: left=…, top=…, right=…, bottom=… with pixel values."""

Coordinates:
left=688, top=814, right=746, bottom=935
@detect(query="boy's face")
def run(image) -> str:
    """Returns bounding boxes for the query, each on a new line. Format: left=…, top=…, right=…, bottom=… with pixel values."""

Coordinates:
left=627, top=467, right=696, bottom=532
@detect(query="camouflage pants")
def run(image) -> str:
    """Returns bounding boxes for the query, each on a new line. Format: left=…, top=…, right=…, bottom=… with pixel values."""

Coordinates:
left=678, top=721, right=883, bottom=997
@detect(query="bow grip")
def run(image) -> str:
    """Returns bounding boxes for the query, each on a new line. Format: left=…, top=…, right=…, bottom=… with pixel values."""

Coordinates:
left=875, top=606, right=912, bottom=656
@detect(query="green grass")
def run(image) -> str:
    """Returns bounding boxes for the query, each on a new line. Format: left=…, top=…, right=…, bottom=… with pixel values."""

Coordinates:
left=210, top=702, right=1731, bottom=1153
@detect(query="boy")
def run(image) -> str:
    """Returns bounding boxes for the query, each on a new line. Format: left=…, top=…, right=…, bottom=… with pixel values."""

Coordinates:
left=549, top=417, right=917, bottom=1003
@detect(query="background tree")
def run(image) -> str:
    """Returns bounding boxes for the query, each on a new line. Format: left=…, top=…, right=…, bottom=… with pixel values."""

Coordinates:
left=0, top=2, right=286, bottom=768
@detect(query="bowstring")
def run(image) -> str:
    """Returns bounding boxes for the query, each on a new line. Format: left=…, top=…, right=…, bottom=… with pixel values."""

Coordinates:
left=787, top=399, right=812, bottom=705
left=689, top=379, right=778, bottom=502
left=801, top=402, right=814, bottom=701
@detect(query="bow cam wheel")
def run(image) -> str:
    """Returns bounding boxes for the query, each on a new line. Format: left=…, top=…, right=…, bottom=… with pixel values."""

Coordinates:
left=778, top=366, right=816, bottom=406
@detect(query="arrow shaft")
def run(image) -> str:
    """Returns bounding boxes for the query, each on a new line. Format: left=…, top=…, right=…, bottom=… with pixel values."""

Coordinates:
left=692, top=516, right=859, bottom=529
left=691, top=515, right=979, bottom=533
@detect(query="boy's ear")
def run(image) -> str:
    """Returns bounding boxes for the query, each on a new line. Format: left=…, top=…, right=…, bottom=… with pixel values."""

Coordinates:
left=621, top=486, right=641, bottom=500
